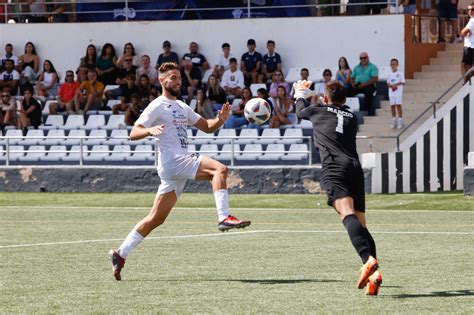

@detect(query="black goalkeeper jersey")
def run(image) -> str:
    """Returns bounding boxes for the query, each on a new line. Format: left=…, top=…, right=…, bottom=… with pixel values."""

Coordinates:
left=295, top=98, right=359, bottom=164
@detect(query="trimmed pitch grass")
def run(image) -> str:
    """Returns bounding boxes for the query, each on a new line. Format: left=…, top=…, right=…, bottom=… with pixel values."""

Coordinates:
left=0, top=192, right=473, bottom=313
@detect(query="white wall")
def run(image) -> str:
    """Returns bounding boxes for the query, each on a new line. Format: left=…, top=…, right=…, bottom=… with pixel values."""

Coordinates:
left=0, top=15, right=405, bottom=81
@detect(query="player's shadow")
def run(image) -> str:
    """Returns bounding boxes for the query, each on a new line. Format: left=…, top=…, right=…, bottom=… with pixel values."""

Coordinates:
left=229, top=279, right=346, bottom=285
left=391, top=289, right=474, bottom=299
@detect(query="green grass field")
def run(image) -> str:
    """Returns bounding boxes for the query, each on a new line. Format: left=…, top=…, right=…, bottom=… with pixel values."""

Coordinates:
left=1, top=192, right=473, bottom=314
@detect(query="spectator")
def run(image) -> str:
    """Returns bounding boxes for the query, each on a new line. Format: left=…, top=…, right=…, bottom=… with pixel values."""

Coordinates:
left=18, top=42, right=40, bottom=86
left=290, top=68, right=315, bottom=99
left=49, top=70, right=80, bottom=115
left=213, top=42, right=234, bottom=79
left=1, top=43, right=19, bottom=72
left=221, top=58, right=244, bottom=98
left=269, top=85, right=293, bottom=128
left=206, top=74, right=227, bottom=113
left=18, top=88, right=42, bottom=132
left=78, top=44, right=97, bottom=83
left=148, top=86, right=160, bottom=102
left=224, top=87, right=252, bottom=129
left=137, top=74, right=151, bottom=106
left=195, top=88, right=215, bottom=119
left=155, top=40, right=179, bottom=69
left=116, top=42, right=138, bottom=68
left=347, top=52, right=379, bottom=116
left=136, top=55, right=158, bottom=86
left=49, top=2, right=73, bottom=23
left=182, top=41, right=210, bottom=72
left=124, top=94, right=145, bottom=126
left=268, top=70, right=290, bottom=98
left=387, top=58, right=405, bottom=129
left=336, top=57, right=352, bottom=89
left=96, top=43, right=117, bottom=85
left=241, top=39, right=262, bottom=86
left=74, top=69, right=104, bottom=114
left=261, top=40, right=282, bottom=83
left=0, top=90, right=17, bottom=130
left=112, top=73, right=139, bottom=114
left=105, top=55, right=137, bottom=100
left=315, top=69, right=333, bottom=98
left=461, top=3, right=474, bottom=82
left=401, top=0, right=417, bottom=15
left=35, top=59, right=59, bottom=100
left=438, top=0, right=461, bottom=43
left=27, top=0, right=47, bottom=23
left=247, top=88, right=273, bottom=129
left=180, top=59, right=201, bottom=103
left=0, top=59, right=20, bottom=95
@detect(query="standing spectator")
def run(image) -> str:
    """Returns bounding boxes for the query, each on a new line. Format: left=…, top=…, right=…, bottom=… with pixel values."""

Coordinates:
left=105, top=55, right=137, bottom=100
left=116, top=42, right=138, bottom=68
left=221, top=58, right=244, bottom=98
left=241, top=39, right=262, bottom=86
left=268, top=70, right=290, bottom=98
left=180, top=59, right=201, bottom=103
left=1, top=44, right=19, bottom=72
left=182, top=41, right=210, bottom=72
left=347, top=52, right=379, bottom=116
left=136, top=55, right=158, bottom=86
left=18, top=42, right=40, bottom=85
left=49, top=2, right=73, bottom=22
left=206, top=74, right=227, bottom=113
left=27, top=0, right=47, bottom=23
left=137, top=74, right=151, bottom=106
left=438, top=0, right=461, bottom=43
left=224, top=87, right=252, bottom=128
left=124, top=94, right=145, bottom=126
left=315, top=69, right=333, bottom=98
left=78, top=44, right=97, bottom=83
left=336, top=57, right=352, bottom=89
left=155, top=40, right=179, bottom=69
left=35, top=59, right=59, bottom=100
left=74, top=69, right=104, bottom=114
left=0, top=59, right=20, bottom=95
left=49, top=70, right=80, bottom=115
left=112, top=74, right=139, bottom=114
left=261, top=40, right=282, bottom=83
left=196, top=88, right=215, bottom=119
left=461, top=3, right=474, bottom=82
left=401, top=0, right=417, bottom=14
left=18, top=88, right=42, bottom=132
left=96, top=43, right=117, bottom=85
left=387, top=58, right=405, bottom=129
left=269, top=85, right=293, bottom=128
left=0, top=90, right=17, bottom=130
left=213, top=42, right=234, bottom=79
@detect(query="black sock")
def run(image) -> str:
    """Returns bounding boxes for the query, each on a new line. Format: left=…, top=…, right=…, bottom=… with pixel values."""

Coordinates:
left=363, top=227, right=376, bottom=259
left=342, top=214, right=371, bottom=263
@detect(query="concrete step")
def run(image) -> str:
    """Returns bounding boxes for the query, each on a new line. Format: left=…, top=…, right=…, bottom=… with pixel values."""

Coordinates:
left=413, top=71, right=458, bottom=80
left=430, top=56, right=461, bottom=65
left=422, top=64, right=461, bottom=72
left=438, top=50, right=462, bottom=58
left=444, top=43, right=464, bottom=51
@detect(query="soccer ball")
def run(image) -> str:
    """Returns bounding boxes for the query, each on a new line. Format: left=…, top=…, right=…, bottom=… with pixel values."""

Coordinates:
left=244, top=98, right=272, bottom=125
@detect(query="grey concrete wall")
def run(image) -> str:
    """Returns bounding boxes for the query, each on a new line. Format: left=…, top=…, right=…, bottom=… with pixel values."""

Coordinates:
left=0, top=166, right=372, bottom=194
left=464, top=167, right=474, bottom=196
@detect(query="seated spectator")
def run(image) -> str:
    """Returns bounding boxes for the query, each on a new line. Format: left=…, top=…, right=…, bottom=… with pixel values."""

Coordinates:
left=268, top=70, right=290, bottom=98
left=116, top=42, right=139, bottom=68
left=315, top=69, right=333, bottom=97
left=136, top=55, right=158, bottom=86
left=290, top=68, right=315, bottom=99
left=112, top=74, right=139, bottom=114
left=124, top=94, right=145, bottom=126
left=182, top=41, right=210, bottom=72
left=336, top=57, right=352, bottom=89
left=96, top=43, right=117, bottom=85
left=1, top=43, right=19, bottom=73
left=0, top=90, right=17, bottom=130
left=149, top=86, right=160, bottom=102
left=347, top=52, right=379, bottom=116
left=241, top=39, right=262, bottom=86
left=269, top=85, right=293, bottom=128
left=18, top=42, right=40, bottom=85
left=180, top=59, right=201, bottom=104
left=247, top=88, right=273, bottom=129
left=73, top=69, right=104, bottom=114
left=105, top=55, right=137, bottom=100
left=155, top=40, right=179, bottom=69
left=49, top=70, right=80, bottom=115
left=224, top=87, right=252, bottom=129
left=17, top=88, right=42, bottom=132
left=206, top=74, right=227, bottom=113
left=35, top=60, right=59, bottom=100
left=213, top=42, right=234, bottom=79
left=78, top=44, right=97, bottom=83
left=221, top=58, right=244, bottom=98
left=261, top=40, right=282, bottom=83
left=0, top=59, right=20, bottom=95
left=137, top=74, right=151, bottom=106
left=196, top=88, right=215, bottom=119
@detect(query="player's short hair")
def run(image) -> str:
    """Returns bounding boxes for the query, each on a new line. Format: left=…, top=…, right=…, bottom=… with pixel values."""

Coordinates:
left=390, top=58, right=399, bottom=64
left=229, top=57, right=237, bottom=63
left=267, top=40, right=275, bottom=46
left=301, top=68, right=309, bottom=73
left=324, top=81, right=346, bottom=106
left=5, top=43, right=12, bottom=48
left=222, top=43, right=230, bottom=49
left=3, top=59, right=14, bottom=65
left=247, top=39, right=256, bottom=46
left=158, top=62, right=179, bottom=77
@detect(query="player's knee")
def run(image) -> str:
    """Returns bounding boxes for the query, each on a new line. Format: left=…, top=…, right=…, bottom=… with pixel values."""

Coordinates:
left=215, top=164, right=228, bottom=177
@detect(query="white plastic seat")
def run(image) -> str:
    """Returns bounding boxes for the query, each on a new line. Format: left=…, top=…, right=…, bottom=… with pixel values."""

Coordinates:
left=193, top=129, right=213, bottom=145
left=43, top=129, right=66, bottom=146
left=378, top=66, right=391, bottom=81
left=62, top=115, right=85, bottom=129
left=0, top=145, right=4, bottom=160
left=6, top=145, right=25, bottom=161
left=296, top=119, right=313, bottom=129
left=286, top=67, right=303, bottom=83
left=199, top=144, right=218, bottom=158
left=281, top=128, right=303, bottom=144
left=186, top=129, right=195, bottom=144
left=40, top=115, right=64, bottom=130
left=42, top=100, right=55, bottom=114
left=106, top=99, right=121, bottom=108
left=189, top=98, right=197, bottom=111
left=231, top=98, right=242, bottom=110
left=260, top=143, right=285, bottom=161
left=42, top=145, right=67, bottom=161
left=21, top=129, right=44, bottom=146
left=84, top=145, right=110, bottom=161
left=104, top=115, right=125, bottom=130
left=308, top=67, right=324, bottom=82
left=235, top=144, right=263, bottom=161
left=104, top=84, right=119, bottom=93
left=250, top=83, right=266, bottom=96
left=236, top=128, right=258, bottom=145
left=345, top=97, right=360, bottom=112
left=202, top=69, right=214, bottom=84
left=127, top=145, right=154, bottom=162
left=104, top=145, right=131, bottom=161
left=215, top=129, right=236, bottom=145
left=62, top=129, right=86, bottom=146
left=21, top=145, right=46, bottom=162
left=2, top=129, right=23, bottom=145
left=107, top=129, right=129, bottom=145
left=62, top=145, right=83, bottom=162
left=282, top=144, right=309, bottom=161
left=82, top=115, right=106, bottom=130
left=257, top=128, right=280, bottom=144
left=187, top=144, right=197, bottom=153
left=84, top=129, right=107, bottom=146
left=217, top=144, right=240, bottom=161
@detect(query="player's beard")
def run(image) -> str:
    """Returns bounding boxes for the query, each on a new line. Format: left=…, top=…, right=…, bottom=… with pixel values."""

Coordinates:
left=165, top=83, right=180, bottom=97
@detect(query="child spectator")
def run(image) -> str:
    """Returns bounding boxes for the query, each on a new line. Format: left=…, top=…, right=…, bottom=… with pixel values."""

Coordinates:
left=269, top=85, right=293, bottom=128
left=196, top=88, right=215, bottom=119
left=136, top=55, right=158, bottom=86
left=96, top=43, right=117, bottom=85
left=213, top=43, right=234, bottom=80
left=336, top=57, right=352, bottom=89
left=1, top=43, right=19, bottom=72
left=241, top=39, right=262, bottom=86
left=206, top=74, right=227, bottom=113
left=0, top=90, right=17, bottom=130
left=221, top=58, right=244, bottom=98
left=155, top=40, right=179, bottom=69
left=78, top=44, right=97, bottom=83
left=49, top=70, right=80, bottom=115
left=124, top=94, right=145, bottom=126
left=261, top=40, right=282, bottom=83
left=116, top=42, right=138, bottom=68
left=18, top=42, right=40, bottom=85
left=18, top=88, right=42, bottom=132
left=0, top=59, right=20, bottom=95
left=387, top=58, right=405, bottom=129
left=74, top=69, right=104, bottom=114
left=268, top=70, right=290, bottom=98
left=35, top=59, right=59, bottom=100
left=224, top=87, right=252, bottom=129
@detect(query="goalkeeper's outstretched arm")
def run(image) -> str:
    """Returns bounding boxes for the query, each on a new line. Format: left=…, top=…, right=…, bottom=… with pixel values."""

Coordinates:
left=295, top=98, right=315, bottom=119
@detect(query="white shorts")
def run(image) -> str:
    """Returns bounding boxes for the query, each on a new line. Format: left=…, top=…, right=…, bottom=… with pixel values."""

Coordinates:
left=389, top=95, right=403, bottom=105
left=157, top=153, right=203, bottom=197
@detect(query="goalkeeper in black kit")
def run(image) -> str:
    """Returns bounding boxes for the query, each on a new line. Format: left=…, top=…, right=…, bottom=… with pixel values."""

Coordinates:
left=293, top=80, right=382, bottom=295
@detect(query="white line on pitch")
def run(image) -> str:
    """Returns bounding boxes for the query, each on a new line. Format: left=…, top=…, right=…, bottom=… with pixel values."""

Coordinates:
left=1, top=229, right=473, bottom=249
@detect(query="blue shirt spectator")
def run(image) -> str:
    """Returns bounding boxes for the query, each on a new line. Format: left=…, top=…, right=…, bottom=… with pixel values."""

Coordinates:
left=262, top=40, right=282, bottom=82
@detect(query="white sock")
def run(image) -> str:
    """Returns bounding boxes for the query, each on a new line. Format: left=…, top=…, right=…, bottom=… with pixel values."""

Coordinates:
left=118, top=230, right=144, bottom=258
left=214, top=189, right=230, bottom=222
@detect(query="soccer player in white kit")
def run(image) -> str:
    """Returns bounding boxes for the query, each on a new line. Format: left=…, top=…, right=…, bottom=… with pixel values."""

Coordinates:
left=109, top=62, right=251, bottom=281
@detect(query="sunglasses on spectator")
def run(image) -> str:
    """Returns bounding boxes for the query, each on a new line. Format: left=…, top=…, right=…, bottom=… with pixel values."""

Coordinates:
left=66, top=74, right=74, bottom=77
left=124, top=59, right=132, bottom=62
left=2, top=94, right=10, bottom=97
left=360, top=56, right=368, bottom=60
left=469, top=8, right=474, bottom=11
left=324, top=73, right=331, bottom=76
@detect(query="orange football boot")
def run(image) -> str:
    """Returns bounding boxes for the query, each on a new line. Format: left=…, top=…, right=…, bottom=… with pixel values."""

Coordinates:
left=357, top=256, right=379, bottom=289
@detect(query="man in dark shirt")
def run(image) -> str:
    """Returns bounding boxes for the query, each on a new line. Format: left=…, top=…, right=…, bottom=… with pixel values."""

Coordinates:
left=241, top=38, right=262, bottom=86
left=182, top=41, right=210, bottom=72
left=261, top=40, right=282, bottom=83
left=294, top=79, right=382, bottom=296
left=180, top=59, right=201, bottom=103
left=112, top=74, right=139, bottom=114
left=156, top=40, right=179, bottom=69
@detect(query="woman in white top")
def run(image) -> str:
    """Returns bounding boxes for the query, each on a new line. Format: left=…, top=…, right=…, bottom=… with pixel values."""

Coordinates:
left=19, top=42, right=40, bottom=84
left=35, top=60, right=59, bottom=100
left=116, top=42, right=139, bottom=68
left=269, top=85, right=293, bottom=128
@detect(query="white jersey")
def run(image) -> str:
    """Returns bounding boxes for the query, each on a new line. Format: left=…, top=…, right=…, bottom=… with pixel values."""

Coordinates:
left=221, top=69, right=245, bottom=89
left=135, top=95, right=201, bottom=158
left=387, top=70, right=405, bottom=97
left=464, top=18, right=474, bottom=48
